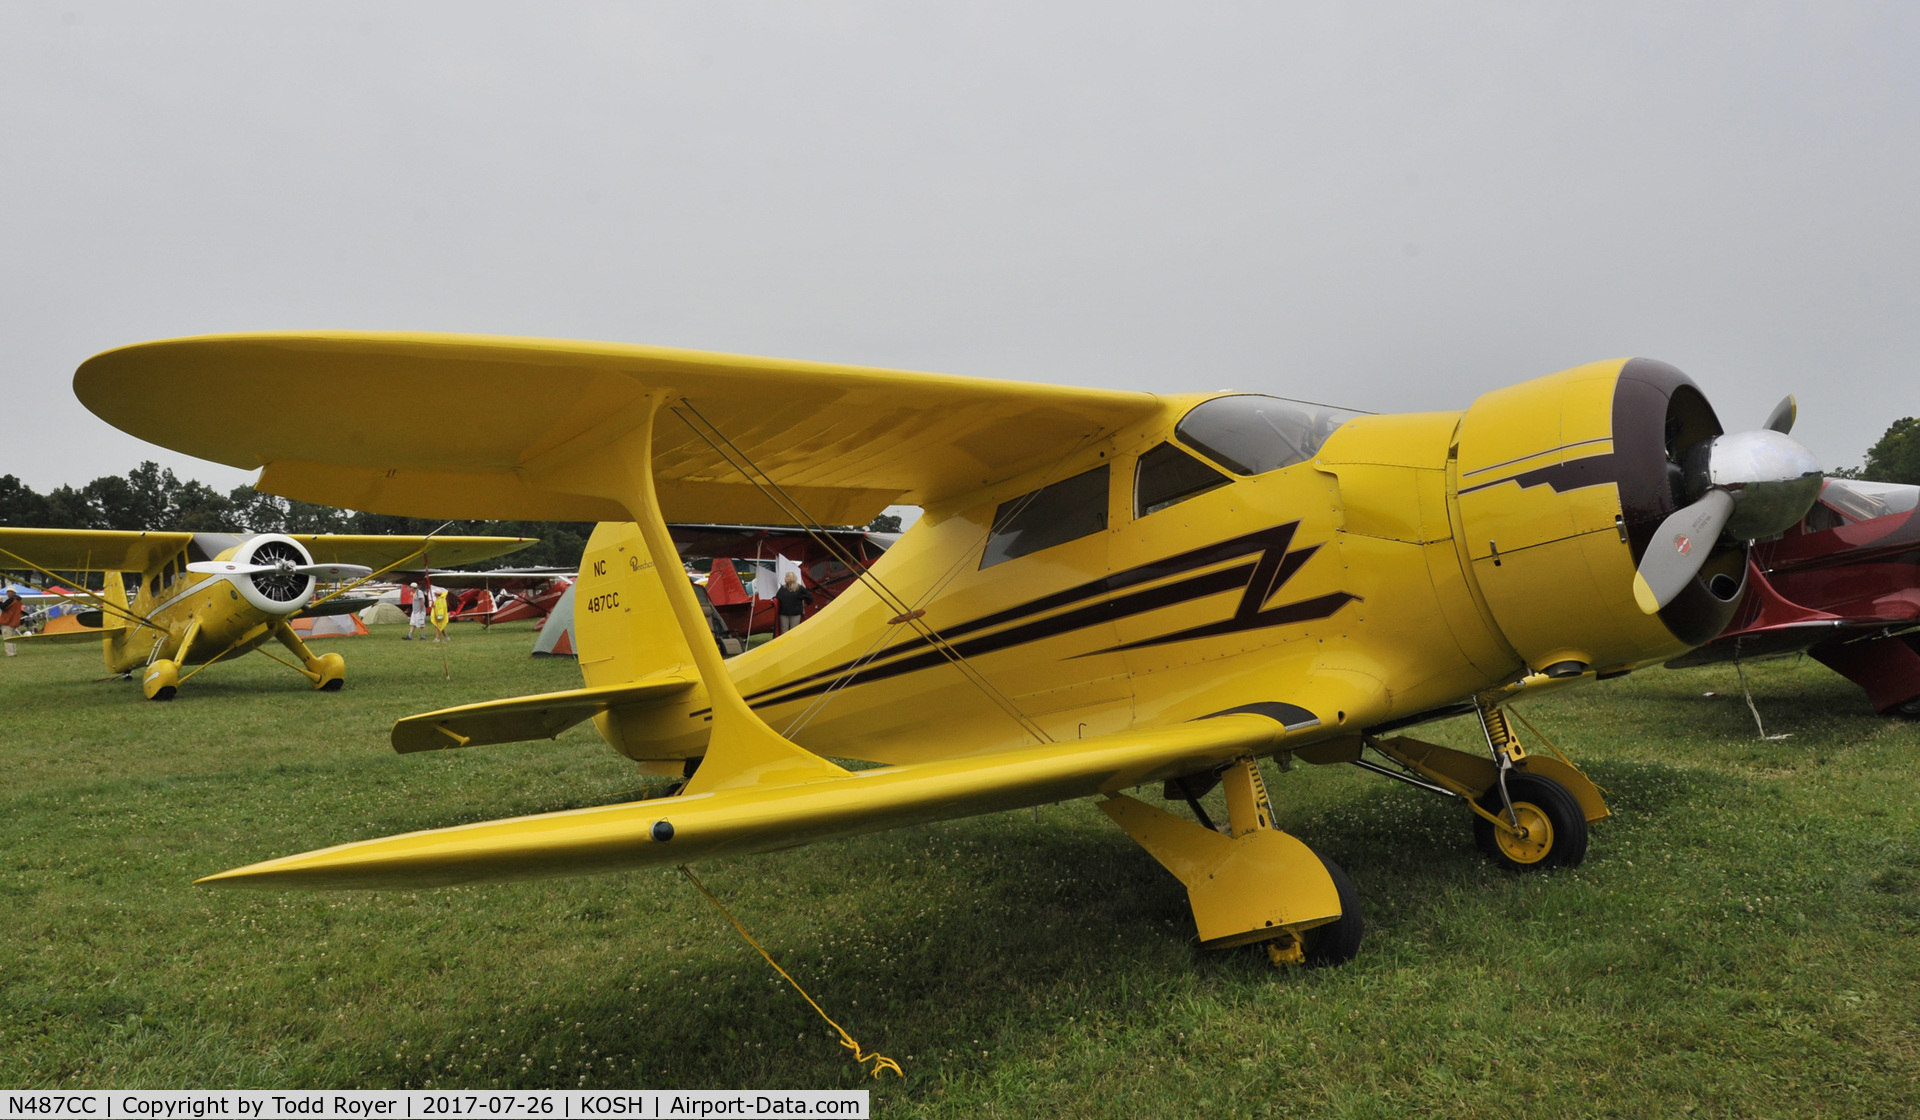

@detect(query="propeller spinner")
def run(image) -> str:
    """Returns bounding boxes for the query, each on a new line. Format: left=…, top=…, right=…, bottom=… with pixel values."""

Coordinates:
left=1631, top=395, right=1821, bottom=614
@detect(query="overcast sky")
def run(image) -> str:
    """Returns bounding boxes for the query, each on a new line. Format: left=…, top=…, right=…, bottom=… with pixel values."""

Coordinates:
left=4, top=2, right=1917, bottom=496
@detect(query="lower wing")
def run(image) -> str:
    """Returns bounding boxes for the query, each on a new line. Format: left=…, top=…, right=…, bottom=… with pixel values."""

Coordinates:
left=198, top=711, right=1291, bottom=890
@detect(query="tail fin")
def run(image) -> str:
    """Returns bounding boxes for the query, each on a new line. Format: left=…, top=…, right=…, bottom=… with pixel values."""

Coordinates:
left=573, top=521, right=700, bottom=687
left=100, top=571, right=130, bottom=669
left=573, top=521, right=714, bottom=761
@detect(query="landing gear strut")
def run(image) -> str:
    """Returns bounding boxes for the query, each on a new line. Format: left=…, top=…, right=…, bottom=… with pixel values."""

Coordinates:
left=1103, top=754, right=1363, bottom=967
left=1349, top=700, right=1608, bottom=871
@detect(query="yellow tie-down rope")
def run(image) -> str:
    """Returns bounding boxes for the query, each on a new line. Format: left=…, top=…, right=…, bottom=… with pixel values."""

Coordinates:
left=677, top=866, right=904, bottom=1081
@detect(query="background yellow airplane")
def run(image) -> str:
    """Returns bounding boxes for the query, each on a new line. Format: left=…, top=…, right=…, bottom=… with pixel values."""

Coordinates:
left=0, top=527, right=534, bottom=698
left=74, top=333, right=1820, bottom=964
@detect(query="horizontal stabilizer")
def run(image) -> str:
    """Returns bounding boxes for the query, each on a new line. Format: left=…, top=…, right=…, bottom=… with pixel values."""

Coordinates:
left=200, top=711, right=1295, bottom=890
left=390, top=676, right=696, bottom=754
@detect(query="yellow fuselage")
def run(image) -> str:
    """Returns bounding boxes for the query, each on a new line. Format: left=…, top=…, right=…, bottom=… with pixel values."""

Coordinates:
left=578, top=358, right=1729, bottom=769
left=105, top=545, right=289, bottom=674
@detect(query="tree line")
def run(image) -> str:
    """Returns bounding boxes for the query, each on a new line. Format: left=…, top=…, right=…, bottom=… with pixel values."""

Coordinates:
left=0, top=462, right=595, bottom=569
left=1833, top=417, right=1919, bottom=485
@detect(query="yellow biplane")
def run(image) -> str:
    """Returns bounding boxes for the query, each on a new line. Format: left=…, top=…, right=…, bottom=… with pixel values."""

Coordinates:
left=0, top=527, right=534, bottom=698
left=75, top=333, right=1820, bottom=965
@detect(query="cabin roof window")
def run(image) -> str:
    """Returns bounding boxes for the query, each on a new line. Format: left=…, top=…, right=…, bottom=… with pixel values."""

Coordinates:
left=980, top=465, right=1109, bottom=569
left=1135, top=442, right=1229, bottom=517
left=1175, top=394, right=1359, bottom=476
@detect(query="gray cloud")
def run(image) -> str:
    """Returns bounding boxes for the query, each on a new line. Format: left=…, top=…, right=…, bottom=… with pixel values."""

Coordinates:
left=4, top=2, right=1916, bottom=493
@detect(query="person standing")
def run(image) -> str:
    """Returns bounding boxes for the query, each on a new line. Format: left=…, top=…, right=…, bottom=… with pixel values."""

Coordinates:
left=405, top=583, right=428, bottom=640
left=430, top=588, right=451, bottom=643
left=773, top=571, right=813, bottom=636
left=1, top=588, right=24, bottom=657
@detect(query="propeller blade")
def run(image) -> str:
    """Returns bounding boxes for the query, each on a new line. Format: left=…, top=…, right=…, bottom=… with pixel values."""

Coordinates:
left=294, top=563, right=373, bottom=580
left=186, top=560, right=273, bottom=576
left=1762, top=394, right=1796, bottom=435
left=1631, top=489, right=1736, bottom=614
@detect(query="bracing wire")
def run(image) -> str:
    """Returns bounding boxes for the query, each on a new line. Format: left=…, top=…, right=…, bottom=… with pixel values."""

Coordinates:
left=667, top=401, right=1068, bottom=744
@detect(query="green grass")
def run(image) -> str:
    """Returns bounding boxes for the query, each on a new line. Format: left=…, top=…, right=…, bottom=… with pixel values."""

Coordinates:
left=3, top=624, right=1919, bottom=1116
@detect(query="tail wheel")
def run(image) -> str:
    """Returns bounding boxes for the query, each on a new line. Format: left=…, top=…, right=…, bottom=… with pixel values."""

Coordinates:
left=1301, top=847, right=1364, bottom=967
left=1473, top=773, right=1588, bottom=871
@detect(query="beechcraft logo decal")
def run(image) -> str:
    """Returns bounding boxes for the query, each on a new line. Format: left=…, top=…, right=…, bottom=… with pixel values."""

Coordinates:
left=732, top=523, right=1357, bottom=712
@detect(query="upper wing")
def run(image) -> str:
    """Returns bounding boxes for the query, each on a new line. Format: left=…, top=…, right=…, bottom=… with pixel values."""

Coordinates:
left=197, top=711, right=1288, bottom=890
left=75, top=332, right=1162, bottom=526
left=0, top=527, right=194, bottom=574
left=291, top=534, right=536, bottom=569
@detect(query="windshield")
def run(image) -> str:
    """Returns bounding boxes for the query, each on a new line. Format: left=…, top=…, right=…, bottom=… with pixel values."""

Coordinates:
left=1818, top=478, right=1920, bottom=523
left=1174, top=395, right=1362, bottom=476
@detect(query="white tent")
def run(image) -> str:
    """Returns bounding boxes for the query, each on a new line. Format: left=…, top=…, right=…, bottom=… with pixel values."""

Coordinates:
left=531, top=583, right=578, bottom=657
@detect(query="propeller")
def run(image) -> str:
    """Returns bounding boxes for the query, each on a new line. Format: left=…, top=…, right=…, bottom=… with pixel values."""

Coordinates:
left=1630, top=394, right=1821, bottom=614
left=188, top=560, right=374, bottom=580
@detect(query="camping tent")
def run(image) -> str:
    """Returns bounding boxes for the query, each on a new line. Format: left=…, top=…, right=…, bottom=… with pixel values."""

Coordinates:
left=531, top=583, right=578, bottom=657
left=359, top=601, right=408, bottom=625
left=292, top=613, right=370, bottom=638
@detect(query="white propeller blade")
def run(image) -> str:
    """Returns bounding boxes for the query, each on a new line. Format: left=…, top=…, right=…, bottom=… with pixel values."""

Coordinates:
left=1631, top=489, right=1735, bottom=614
left=187, top=560, right=273, bottom=576
left=1762, top=394, right=1796, bottom=435
left=185, top=561, right=372, bottom=580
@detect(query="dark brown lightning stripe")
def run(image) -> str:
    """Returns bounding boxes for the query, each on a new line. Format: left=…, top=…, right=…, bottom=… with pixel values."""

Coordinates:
left=712, top=522, right=1358, bottom=715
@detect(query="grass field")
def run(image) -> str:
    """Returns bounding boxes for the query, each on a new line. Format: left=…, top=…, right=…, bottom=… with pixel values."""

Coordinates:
left=3, top=622, right=1918, bottom=1117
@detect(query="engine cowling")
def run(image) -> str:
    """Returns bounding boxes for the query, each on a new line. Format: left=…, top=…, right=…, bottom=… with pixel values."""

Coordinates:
left=1451, top=358, right=1758, bottom=677
left=226, top=534, right=319, bottom=615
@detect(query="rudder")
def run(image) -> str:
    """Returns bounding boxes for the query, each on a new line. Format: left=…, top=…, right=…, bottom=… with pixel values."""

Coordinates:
left=576, top=521, right=712, bottom=761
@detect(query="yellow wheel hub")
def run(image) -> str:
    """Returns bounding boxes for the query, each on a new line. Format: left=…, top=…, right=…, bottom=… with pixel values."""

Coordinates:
left=1493, top=801, right=1554, bottom=864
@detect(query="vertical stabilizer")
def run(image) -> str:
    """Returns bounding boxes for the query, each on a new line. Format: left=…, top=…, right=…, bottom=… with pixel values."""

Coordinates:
left=100, top=570, right=130, bottom=669
left=574, top=520, right=699, bottom=689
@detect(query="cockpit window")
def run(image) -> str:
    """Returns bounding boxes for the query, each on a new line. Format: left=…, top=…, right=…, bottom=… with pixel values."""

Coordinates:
left=1174, top=395, right=1360, bottom=476
left=1135, top=442, right=1229, bottom=517
left=980, top=465, right=1109, bottom=569
left=1814, top=478, right=1920, bottom=525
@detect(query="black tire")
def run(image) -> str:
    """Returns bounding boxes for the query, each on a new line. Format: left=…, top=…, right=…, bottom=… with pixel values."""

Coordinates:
left=1473, top=772, right=1588, bottom=871
left=1302, top=847, right=1364, bottom=967
left=1891, top=695, right=1920, bottom=720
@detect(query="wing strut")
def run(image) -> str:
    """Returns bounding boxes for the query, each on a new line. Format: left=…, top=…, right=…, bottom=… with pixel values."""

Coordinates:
left=532, top=395, right=849, bottom=795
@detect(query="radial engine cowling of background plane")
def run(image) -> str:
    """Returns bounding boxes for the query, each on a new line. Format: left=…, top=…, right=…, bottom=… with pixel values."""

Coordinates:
left=1450, top=358, right=1821, bottom=679
left=224, top=534, right=319, bottom=616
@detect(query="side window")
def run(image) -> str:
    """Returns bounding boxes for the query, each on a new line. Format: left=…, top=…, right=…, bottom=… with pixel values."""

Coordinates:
left=1135, top=442, right=1228, bottom=517
left=162, top=559, right=176, bottom=587
left=1175, top=395, right=1359, bottom=476
left=980, top=465, right=1110, bottom=569
left=148, top=574, right=160, bottom=598
left=1803, top=502, right=1846, bottom=533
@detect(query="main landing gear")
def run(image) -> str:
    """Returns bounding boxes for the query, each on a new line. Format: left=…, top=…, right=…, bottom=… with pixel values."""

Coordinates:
left=1101, top=755, right=1364, bottom=968
left=273, top=621, right=346, bottom=692
left=138, top=620, right=348, bottom=700
left=1336, top=699, right=1608, bottom=872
